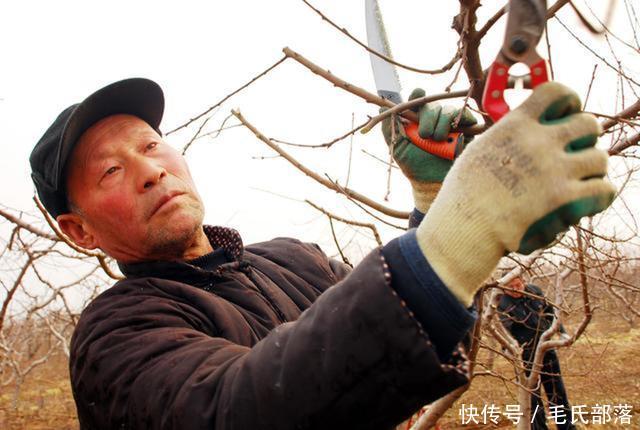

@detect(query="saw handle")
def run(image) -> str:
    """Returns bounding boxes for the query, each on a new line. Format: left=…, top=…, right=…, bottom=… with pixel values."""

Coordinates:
left=404, top=122, right=462, bottom=160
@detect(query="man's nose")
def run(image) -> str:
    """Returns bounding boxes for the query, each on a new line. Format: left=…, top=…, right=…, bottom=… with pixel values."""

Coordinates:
left=137, top=159, right=167, bottom=191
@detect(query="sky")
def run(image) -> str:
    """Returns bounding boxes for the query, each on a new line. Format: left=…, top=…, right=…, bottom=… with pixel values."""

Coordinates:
left=1, top=0, right=639, bottom=263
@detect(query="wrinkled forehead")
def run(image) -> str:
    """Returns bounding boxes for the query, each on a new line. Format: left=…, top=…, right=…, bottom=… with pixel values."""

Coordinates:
left=64, top=114, right=159, bottom=180
left=73, top=114, right=157, bottom=160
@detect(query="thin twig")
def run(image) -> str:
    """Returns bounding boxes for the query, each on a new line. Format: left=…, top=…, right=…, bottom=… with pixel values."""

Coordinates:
left=583, top=65, right=599, bottom=109
left=0, top=208, right=57, bottom=241
left=624, top=0, right=640, bottom=48
left=345, top=113, right=355, bottom=187
left=476, top=0, right=573, bottom=43
left=0, top=256, right=34, bottom=333
left=305, top=200, right=382, bottom=246
left=199, top=123, right=243, bottom=139
left=444, top=58, right=466, bottom=92
left=182, top=113, right=234, bottom=155
left=361, top=149, right=399, bottom=169
left=476, top=5, right=507, bottom=41
left=231, top=109, right=410, bottom=219
left=324, top=174, right=407, bottom=230
left=453, top=82, right=477, bottom=129
left=181, top=114, right=214, bottom=154
left=545, top=21, right=555, bottom=80
left=327, top=217, right=350, bottom=266
left=585, top=1, right=640, bottom=52
left=384, top=144, right=392, bottom=201
left=167, top=56, right=288, bottom=135
left=555, top=16, right=640, bottom=87
left=301, top=0, right=461, bottom=75
left=270, top=119, right=368, bottom=149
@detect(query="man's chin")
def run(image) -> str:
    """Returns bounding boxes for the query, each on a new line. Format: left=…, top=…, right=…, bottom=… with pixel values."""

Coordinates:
left=146, top=211, right=204, bottom=259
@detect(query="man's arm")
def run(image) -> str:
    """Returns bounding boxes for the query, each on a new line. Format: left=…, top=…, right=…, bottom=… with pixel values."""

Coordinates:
left=70, top=248, right=469, bottom=430
left=382, top=229, right=477, bottom=361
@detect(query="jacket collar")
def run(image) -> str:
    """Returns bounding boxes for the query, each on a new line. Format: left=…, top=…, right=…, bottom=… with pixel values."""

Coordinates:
left=117, top=225, right=244, bottom=283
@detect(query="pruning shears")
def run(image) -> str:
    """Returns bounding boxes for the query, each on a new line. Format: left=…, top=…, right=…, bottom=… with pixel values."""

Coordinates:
left=482, top=0, right=550, bottom=122
left=364, top=0, right=462, bottom=160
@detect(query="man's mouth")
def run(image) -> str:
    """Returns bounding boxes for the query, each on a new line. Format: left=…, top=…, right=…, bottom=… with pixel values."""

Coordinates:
left=150, top=191, right=185, bottom=218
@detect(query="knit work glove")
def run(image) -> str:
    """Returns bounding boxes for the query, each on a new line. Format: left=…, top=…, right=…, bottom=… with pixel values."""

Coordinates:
left=416, top=82, right=615, bottom=306
left=382, top=88, right=478, bottom=213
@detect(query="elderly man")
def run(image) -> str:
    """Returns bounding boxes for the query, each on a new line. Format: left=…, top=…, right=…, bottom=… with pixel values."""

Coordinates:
left=30, top=78, right=614, bottom=429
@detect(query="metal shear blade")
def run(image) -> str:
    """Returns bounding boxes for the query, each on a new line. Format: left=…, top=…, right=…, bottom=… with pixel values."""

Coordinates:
left=482, top=0, right=550, bottom=122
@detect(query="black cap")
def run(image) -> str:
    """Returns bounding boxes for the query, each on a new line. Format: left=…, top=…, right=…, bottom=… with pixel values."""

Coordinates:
left=29, top=78, right=165, bottom=218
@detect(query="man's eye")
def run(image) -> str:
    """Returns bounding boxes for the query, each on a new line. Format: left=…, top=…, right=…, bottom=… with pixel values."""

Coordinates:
left=146, top=142, right=158, bottom=151
left=105, top=166, right=118, bottom=176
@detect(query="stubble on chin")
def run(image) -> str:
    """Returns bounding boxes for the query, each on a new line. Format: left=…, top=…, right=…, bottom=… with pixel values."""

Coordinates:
left=145, top=200, right=205, bottom=260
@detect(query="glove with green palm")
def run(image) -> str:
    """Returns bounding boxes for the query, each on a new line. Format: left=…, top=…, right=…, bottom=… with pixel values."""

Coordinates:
left=416, top=82, right=616, bottom=306
left=382, top=88, right=478, bottom=213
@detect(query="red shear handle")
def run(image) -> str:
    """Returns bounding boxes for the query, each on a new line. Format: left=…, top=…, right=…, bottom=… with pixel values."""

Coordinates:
left=482, top=61, right=511, bottom=123
left=529, top=59, right=549, bottom=87
left=482, top=59, right=550, bottom=122
left=404, top=122, right=462, bottom=161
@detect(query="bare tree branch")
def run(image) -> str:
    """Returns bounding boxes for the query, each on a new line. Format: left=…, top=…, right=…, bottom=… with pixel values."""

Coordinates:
left=305, top=200, right=382, bottom=246
left=231, top=109, right=410, bottom=219
left=283, top=47, right=486, bottom=135
left=609, top=132, right=640, bottom=155
left=0, top=208, right=57, bottom=241
left=601, top=98, right=640, bottom=130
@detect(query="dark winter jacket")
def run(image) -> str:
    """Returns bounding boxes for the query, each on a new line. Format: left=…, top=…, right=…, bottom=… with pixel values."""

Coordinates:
left=69, top=226, right=471, bottom=429
left=498, top=283, right=560, bottom=347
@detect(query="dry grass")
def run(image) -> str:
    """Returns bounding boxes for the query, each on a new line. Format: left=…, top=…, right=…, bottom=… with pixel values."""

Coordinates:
left=0, top=355, right=77, bottom=429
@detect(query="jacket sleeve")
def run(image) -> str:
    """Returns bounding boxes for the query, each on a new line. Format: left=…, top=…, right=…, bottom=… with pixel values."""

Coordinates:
left=308, top=241, right=352, bottom=282
left=70, top=248, right=469, bottom=430
left=327, top=256, right=352, bottom=281
left=381, top=230, right=477, bottom=361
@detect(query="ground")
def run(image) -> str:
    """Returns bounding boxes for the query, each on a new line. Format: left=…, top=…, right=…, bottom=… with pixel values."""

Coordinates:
left=0, top=354, right=76, bottom=429
left=1, top=308, right=638, bottom=429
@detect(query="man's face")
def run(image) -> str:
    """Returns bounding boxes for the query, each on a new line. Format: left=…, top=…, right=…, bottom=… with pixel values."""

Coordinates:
left=506, top=277, right=525, bottom=298
left=60, top=114, right=206, bottom=262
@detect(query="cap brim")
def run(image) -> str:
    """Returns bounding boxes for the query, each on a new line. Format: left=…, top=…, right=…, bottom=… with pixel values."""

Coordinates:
left=56, top=77, right=164, bottom=186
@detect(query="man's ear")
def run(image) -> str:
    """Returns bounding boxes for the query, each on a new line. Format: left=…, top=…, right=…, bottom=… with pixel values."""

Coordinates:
left=56, top=213, right=99, bottom=250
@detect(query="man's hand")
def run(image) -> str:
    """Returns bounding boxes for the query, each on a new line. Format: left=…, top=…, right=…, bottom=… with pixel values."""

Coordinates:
left=382, top=88, right=477, bottom=213
left=415, top=82, right=615, bottom=306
